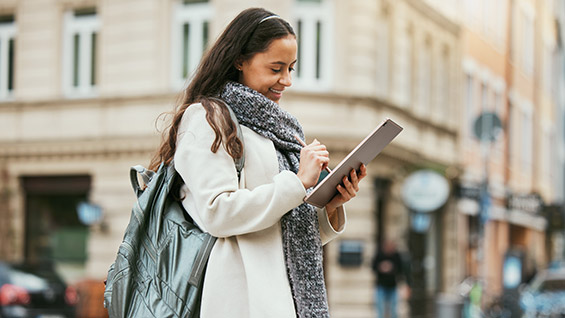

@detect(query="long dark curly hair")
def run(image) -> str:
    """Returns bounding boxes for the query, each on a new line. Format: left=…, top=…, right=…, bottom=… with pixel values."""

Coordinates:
left=149, top=8, right=296, bottom=171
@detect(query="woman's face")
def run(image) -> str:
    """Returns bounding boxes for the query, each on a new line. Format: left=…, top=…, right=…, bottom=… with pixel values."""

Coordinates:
left=237, top=35, right=297, bottom=104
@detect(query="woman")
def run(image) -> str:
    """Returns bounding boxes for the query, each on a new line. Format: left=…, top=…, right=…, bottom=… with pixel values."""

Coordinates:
left=150, top=8, right=366, bottom=317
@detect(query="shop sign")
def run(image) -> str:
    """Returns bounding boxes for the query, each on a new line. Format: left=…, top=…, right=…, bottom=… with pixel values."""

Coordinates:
left=402, top=170, right=450, bottom=213
left=456, top=183, right=481, bottom=201
left=507, top=193, right=543, bottom=215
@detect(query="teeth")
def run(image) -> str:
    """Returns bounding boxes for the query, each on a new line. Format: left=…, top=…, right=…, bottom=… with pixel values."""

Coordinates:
left=270, top=88, right=282, bottom=94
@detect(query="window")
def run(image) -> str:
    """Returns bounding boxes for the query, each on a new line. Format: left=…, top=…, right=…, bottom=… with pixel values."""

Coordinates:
left=521, top=106, right=533, bottom=171
left=521, top=11, right=534, bottom=75
left=436, top=47, right=449, bottom=121
left=481, top=0, right=489, bottom=34
left=293, top=0, right=332, bottom=90
left=22, top=175, right=90, bottom=270
left=62, top=8, right=99, bottom=97
left=171, top=0, right=211, bottom=88
left=542, top=125, right=552, bottom=182
left=415, top=39, right=431, bottom=115
left=481, top=82, right=488, bottom=112
left=0, top=15, right=15, bottom=100
left=493, top=91, right=504, bottom=162
left=392, top=23, right=412, bottom=107
left=543, top=42, right=553, bottom=94
left=375, top=14, right=389, bottom=99
left=508, top=101, right=516, bottom=163
left=494, top=0, right=507, bottom=46
left=464, top=74, right=474, bottom=138
left=494, top=91, right=502, bottom=114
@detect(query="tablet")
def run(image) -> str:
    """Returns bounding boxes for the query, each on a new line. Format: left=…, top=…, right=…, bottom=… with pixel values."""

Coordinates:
left=304, top=118, right=403, bottom=208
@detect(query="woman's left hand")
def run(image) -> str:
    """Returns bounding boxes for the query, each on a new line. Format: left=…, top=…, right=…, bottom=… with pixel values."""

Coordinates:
left=325, top=164, right=367, bottom=213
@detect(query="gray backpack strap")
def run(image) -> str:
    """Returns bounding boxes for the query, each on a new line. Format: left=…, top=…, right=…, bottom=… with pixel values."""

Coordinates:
left=130, top=165, right=155, bottom=197
left=225, top=103, right=245, bottom=179
left=188, top=234, right=217, bottom=286
left=130, top=101, right=245, bottom=195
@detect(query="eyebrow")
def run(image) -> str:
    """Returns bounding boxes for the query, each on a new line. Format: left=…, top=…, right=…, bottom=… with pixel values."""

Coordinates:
left=270, top=60, right=297, bottom=66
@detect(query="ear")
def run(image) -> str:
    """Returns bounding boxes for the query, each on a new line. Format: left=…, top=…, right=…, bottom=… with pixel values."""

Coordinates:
left=234, top=58, right=244, bottom=71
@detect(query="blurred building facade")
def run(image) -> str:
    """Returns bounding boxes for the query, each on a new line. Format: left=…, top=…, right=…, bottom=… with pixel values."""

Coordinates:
left=557, top=2, right=565, bottom=195
left=552, top=0, right=565, bottom=264
left=455, top=0, right=514, bottom=301
left=440, top=0, right=564, bottom=308
left=0, top=0, right=563, bottom=317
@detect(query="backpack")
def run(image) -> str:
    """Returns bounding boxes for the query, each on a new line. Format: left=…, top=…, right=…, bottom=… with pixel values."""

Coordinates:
left=103, top=104, right=244, bottom=317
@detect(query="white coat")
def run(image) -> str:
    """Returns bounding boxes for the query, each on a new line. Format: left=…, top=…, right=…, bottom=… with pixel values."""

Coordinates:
left=174, top=104, right=346, bottom=318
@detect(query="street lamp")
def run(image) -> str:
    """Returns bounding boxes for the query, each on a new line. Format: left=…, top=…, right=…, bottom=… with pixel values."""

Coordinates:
left=472, top=111, right=502, bottom=307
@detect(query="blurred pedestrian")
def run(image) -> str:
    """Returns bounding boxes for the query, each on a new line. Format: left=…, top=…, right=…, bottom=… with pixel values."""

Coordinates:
left=149, top=7, right=367, bottom=318
left=372, top=240, right=411, bottom=318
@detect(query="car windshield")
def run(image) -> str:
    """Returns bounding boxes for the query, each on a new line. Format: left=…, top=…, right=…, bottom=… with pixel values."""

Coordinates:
left=6, top=265, right=60, bottom=291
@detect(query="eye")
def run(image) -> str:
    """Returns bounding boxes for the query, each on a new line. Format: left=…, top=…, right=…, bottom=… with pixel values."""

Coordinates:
left=289, top=67, right=295, bottom=72
left=271, top=68, right=281, bottom=73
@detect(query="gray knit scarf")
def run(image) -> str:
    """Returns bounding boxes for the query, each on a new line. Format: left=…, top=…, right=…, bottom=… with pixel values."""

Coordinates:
left=219, top=81, right=329, bottom=317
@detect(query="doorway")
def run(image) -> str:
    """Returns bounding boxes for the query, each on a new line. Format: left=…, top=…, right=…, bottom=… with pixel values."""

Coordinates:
left=22, top=175, right=91, bottom=282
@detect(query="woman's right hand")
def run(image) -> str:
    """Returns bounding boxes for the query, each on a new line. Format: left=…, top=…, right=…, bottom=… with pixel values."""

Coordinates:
left=296, top=139, right=329, bottom=189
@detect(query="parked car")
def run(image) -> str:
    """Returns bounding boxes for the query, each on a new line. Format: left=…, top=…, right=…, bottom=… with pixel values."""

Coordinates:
left=0, top=261, right=77, bottom=318
left=520, top=265, right=565, bottom=317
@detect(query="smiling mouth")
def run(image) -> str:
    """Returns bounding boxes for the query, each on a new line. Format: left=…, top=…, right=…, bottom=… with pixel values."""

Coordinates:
left=270, top=88, right=283, bottom=94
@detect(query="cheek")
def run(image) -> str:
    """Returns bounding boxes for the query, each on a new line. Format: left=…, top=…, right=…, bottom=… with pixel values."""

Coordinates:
left=240, top=72, right=256, bottom=89
left=240, top=67, right=277, bottom=94
left=247, top=72, right=272, bottom=91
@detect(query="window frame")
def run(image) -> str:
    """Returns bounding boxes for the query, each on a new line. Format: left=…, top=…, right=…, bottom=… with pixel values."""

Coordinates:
left=492, top=89, right=504, bottom=164
left=62, top=9, right=100, bottom=98
left=435, top=46, right=450, bottom=122
left=374, top=13, right=389, bottom=99
left=464, top=73, right=474, bottom=140
left=415, top=39, right=431, bottom=116
left=292, top=0, right=333, bottom=92
left=542, top=123, right=553, bottom=183
left=542, top=40, right=554, bottom=94
left=520, top=103, right=533, bottom=172
left=521, top=8, right=535, bottom=76
left=171, top=0, right=212, bottom=90
left=392, top=22, right=413, bottom=107
left=0, top=17, right=16, bottom=101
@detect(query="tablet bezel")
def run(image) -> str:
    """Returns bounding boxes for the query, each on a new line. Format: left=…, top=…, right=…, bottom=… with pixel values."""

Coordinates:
left=304, top=118, right=403, bottom=208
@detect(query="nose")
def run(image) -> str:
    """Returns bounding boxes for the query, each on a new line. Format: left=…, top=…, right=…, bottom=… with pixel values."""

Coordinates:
left=279, top=70, right=292, bottom=87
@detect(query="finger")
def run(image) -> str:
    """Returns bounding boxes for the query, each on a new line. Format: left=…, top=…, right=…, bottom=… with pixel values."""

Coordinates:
left=342, top=176, right=356, bottom=197
left=359, top=164, right=368, bottom=179
left=336, top=184, right=351, bottom=201
left=350, top=169, right=359, bottom=184
left=304, top=148, right=328, bottom=159
left=308, top=145, right=327, bottom=153
left=348, top=170, right=359, bottom=192
left=359, top=164, right=367, bottom=178
left=315, top=150, right=329, bottom=157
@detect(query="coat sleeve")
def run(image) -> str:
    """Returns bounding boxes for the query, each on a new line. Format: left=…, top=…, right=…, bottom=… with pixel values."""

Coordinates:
left=317, top=206, right=346, bottom=245
left=174, top=104, right=307, bottom=238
